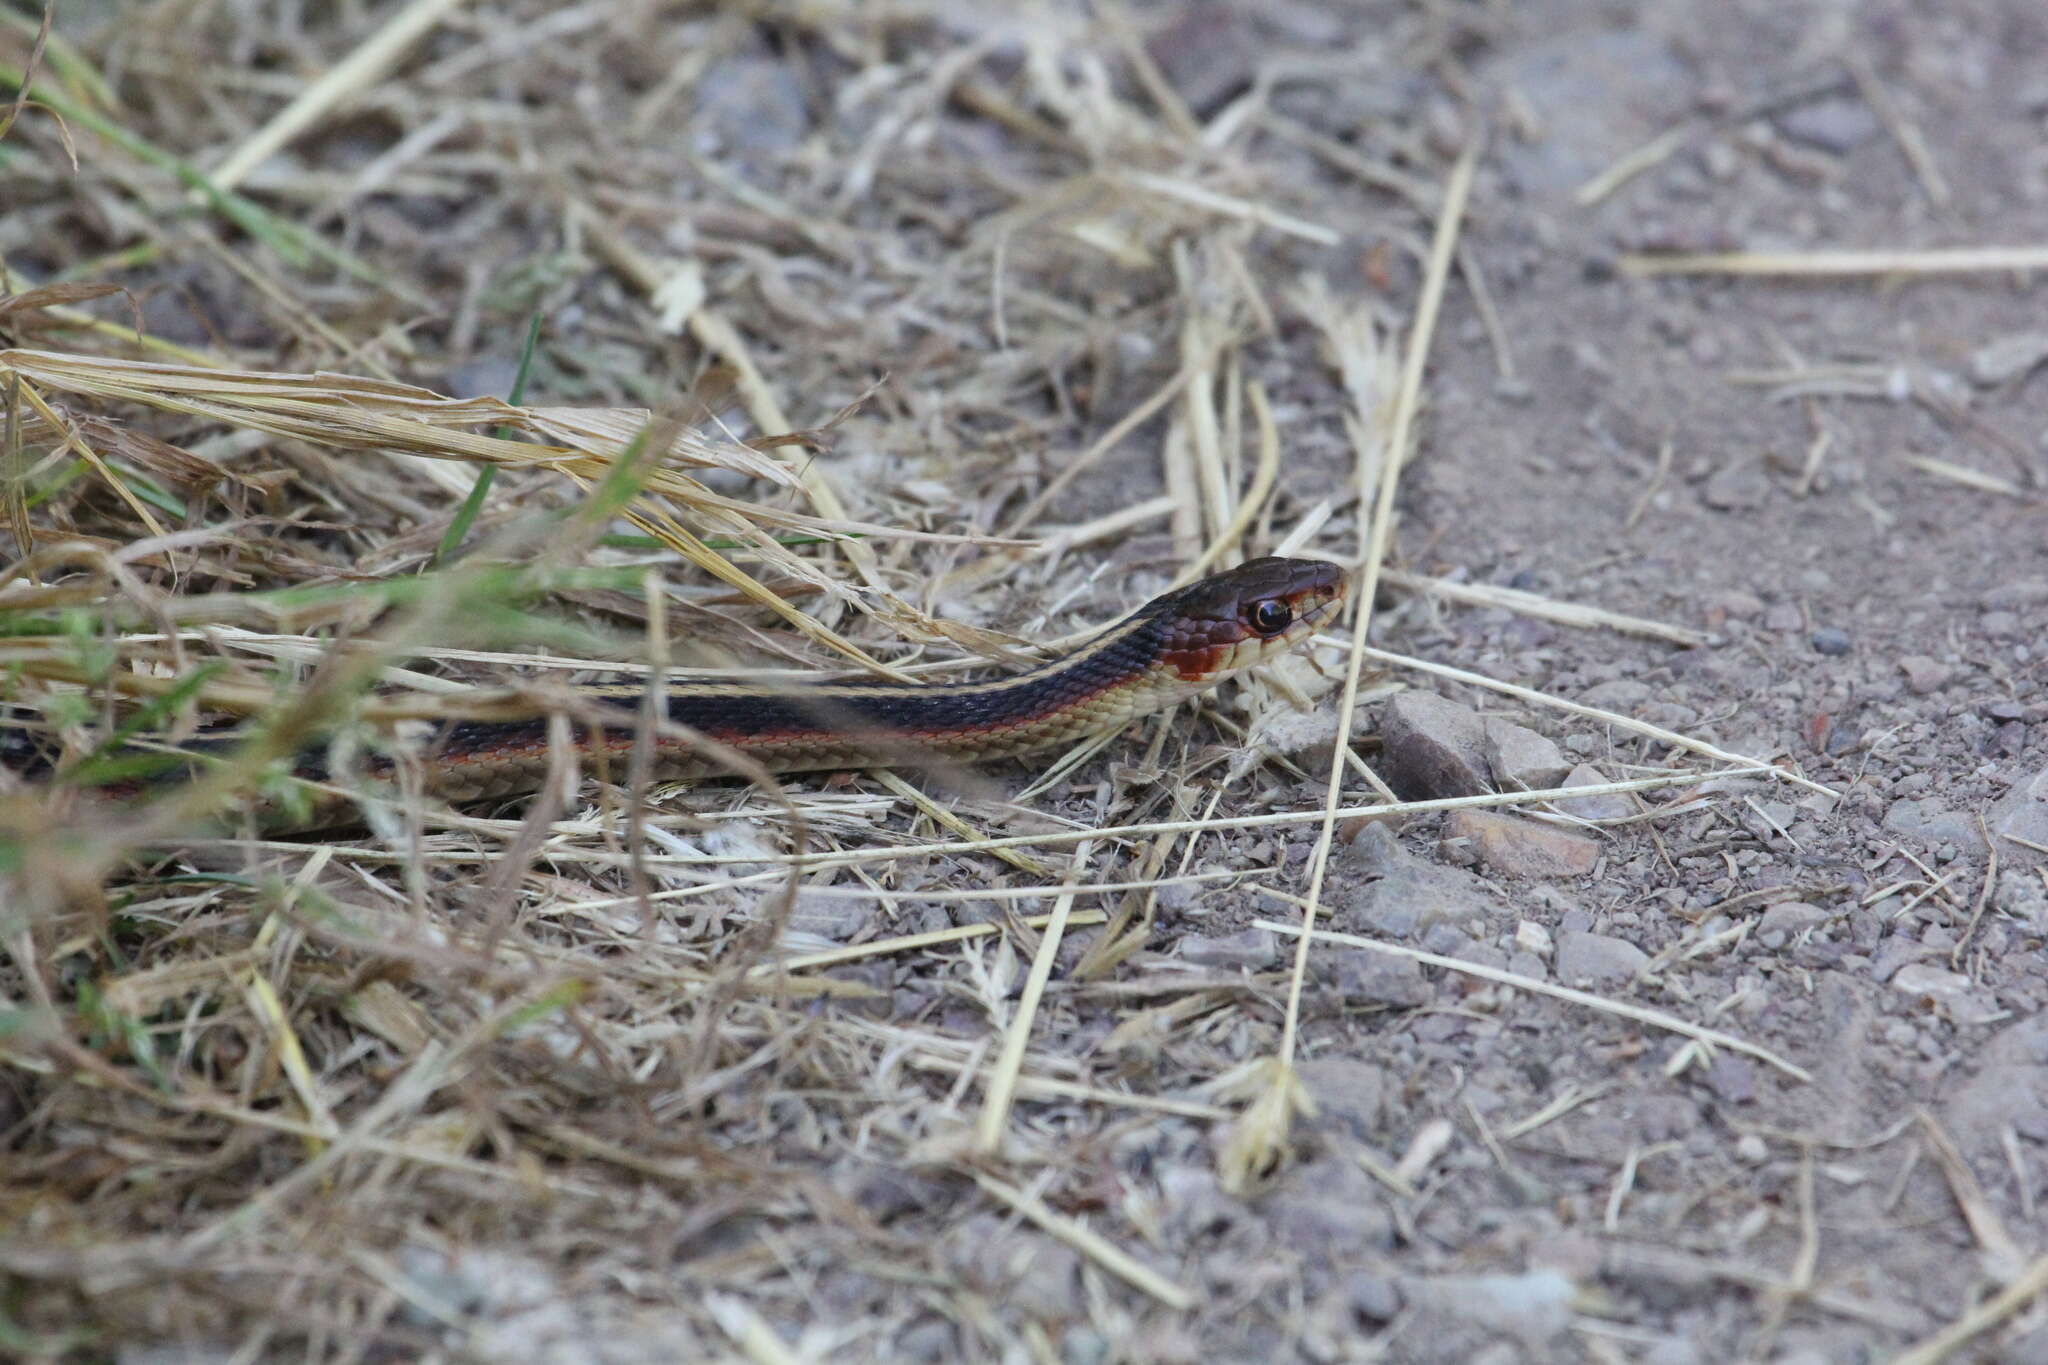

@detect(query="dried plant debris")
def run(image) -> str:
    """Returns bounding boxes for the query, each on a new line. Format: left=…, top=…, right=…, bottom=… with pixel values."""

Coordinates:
left=3, top=2, right=2048, bottom=1362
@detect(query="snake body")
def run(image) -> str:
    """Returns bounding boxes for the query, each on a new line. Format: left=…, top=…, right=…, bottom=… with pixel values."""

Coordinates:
left=9, top=557, right=1344, bottom=827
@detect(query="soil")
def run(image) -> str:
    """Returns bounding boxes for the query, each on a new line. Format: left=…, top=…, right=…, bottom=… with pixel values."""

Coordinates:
left=6, top=1, right=2048, bottom=1362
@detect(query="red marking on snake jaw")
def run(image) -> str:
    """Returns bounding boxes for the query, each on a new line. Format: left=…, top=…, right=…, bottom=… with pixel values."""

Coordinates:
left=1163, top=642, right=1231, bottom=681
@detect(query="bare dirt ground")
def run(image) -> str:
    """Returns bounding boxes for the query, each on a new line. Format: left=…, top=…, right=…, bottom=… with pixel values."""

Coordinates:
left=5, top=1, right=2048, bottom=1361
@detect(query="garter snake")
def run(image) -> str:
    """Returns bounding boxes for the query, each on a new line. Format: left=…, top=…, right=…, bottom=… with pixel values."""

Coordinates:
left=5, top=557, right=1344, bottom=828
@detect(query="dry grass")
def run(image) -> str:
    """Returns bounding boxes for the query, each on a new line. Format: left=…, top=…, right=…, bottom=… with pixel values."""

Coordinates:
left=0, top=3, right=1841, bottom=1360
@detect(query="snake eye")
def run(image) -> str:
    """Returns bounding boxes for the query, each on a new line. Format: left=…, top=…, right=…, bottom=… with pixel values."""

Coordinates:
left=1247, top=598, right=1293, bottom=636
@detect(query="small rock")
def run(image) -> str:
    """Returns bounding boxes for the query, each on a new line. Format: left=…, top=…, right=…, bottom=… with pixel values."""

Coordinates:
left=1180, top=927, right=1278, bottom=971
left=1264, top=1159, right=1396, bottom=1256
left=1347, top=1271, right=1403, bottom=1323
left=444, top=357, right=523, bottom=400
left=948, top=1216, right=1084, bottom=1320
left=1897, top=655, right=1952, bottom=694
left=1644, top=1338, right=1709, bottom=1365
left=1989, top=768, right=2048, bottom=858
left=1488, top=30, right=1689, bottom=195
left=1705, top=589, right=1765, bottom=621
left=1407, top=1269, right=1575, bottom=1349
left=1515, top=920, right=1555, bottom=958
left=1763, top=602, right=1805, bottom=632
left=898, top=1318, right=956, bottom=1362
left=1756, top=901, right=1830, bottom=949
left=1553, top=764, right=1636, bottom=822
left=1702, top=461, right=1771, bottom=511
left=845, top=1163, right=950, bottom=1224
left=1553, top=929, right=1648, bottom=986
left=1810, top=627, right=1853, bottom=656
left=1969, top=332, right=2048, bottom=386
left=1420, top=923, right=1474, bottom=957
left=1884, top=799, right=1988, bottom=856
left=1580, top=679, right=1652, bottom=712
left=1143, top=4, right=1258, bottom=115
left=1325, top=949, right=1432, bottom=1007
left=1983, top=610, right=2022, bottom=638
left=1775, top=95, right=1880, bottom=152
left=1892, top=963, right=2003, bottom=1027
left=1379, top=692, right=1491, bottom=799
left=1158, top=1165, right=1242, bottom=1239
left=1332, top=823, right=1503, bottom=937
left=1703, top=1053, right=1757, bottom=1104
left=1734, top=1134, right=1769, bottom=1164
left=1484, top=718, right=1571, bottom=790
left=692, top=51, right=812, bottom=153
left=1985, top=579, right=2048, bottom=610
left=785, top=890, right=877, bottom=941
left=1443, top=810, right=1600, bottom=878
left=1256, top=708, right=1342, bottom=768
left=1300, top=1056, right=1389, bottom=1137
left=1869, top=936, right=1941, bottom=983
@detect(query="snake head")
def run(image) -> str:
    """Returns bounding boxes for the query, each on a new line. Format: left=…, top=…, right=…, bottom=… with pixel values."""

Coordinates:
left=1148, top=556, right=1348, bottom=682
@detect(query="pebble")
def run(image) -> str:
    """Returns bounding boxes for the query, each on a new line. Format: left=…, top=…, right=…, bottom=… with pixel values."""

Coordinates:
left=1705, top=589, right=1765, bottom=621
left=1553, top=763, right=1636, bottom=821
left=1868, top=936, right=1941, bottom=983
left=1333, top=823, right=1503, bottom=936
left=443, top=357, right=523, bottom=400
left=1487, top=30, right=1689, bottom=194
left=1179, top=927, right=1279, bottom=971
left=1580, top=681, right=1654, bottom=713
left=1756, top=901, right=1830, bottom=949
left=785, top=889, right=878, bottom=941
left=1644, top=1338, right=1709, bottom=1365
left=1968, top=332, right=2048, bottom=386
left=1484, top=718, right=1572, bottom=790
left=1263, top=1158, right=1397, bottom=1255
left=1984, top=579, right=2048, bottom=610
left=898, top=1319, right=956, bottom=1362
left=692, top=51, right=813, bottom=154
left=1897, top=654, right=1951, bottom=694
left=1256, top=708, right=1356, bottom=774
left=1701, top=462, right=1771, bottom=511
left=1703, top=1053, right=1757, bottom=1104
left=1989, top=767, right=2048, bottom=856
left=1775, top=95, right=1881, bottom=152
left=1515, top=920, right=1556, bottom=958
left=948, top=1215, right=1084, bottom=1319
left=1552, top=929, right=1649, bottom=986
left=1891, top=963, right=2003, bottom=1027
left=1406, top=1269, right=1575, bottom=1349
left=1143, top=4, right=1258, bottom=114
left=1300, top=1056, right=1389, bottom=1136
left=1378, top=692, right=1492, bottom=798
left=1883, top=799, right=1987, bottom=856
left=1325, top=948, right=1433, bottom=1008
left=1762, top=602, right=1805, bottom=632
left=1810, top=627, right=1853, bottom=656
left=1982, top=610, right=2021, bottom=638
left=1442, top=810, right=1601, bottom=878
left=1347, top=1271, right=1403, bottom=1323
